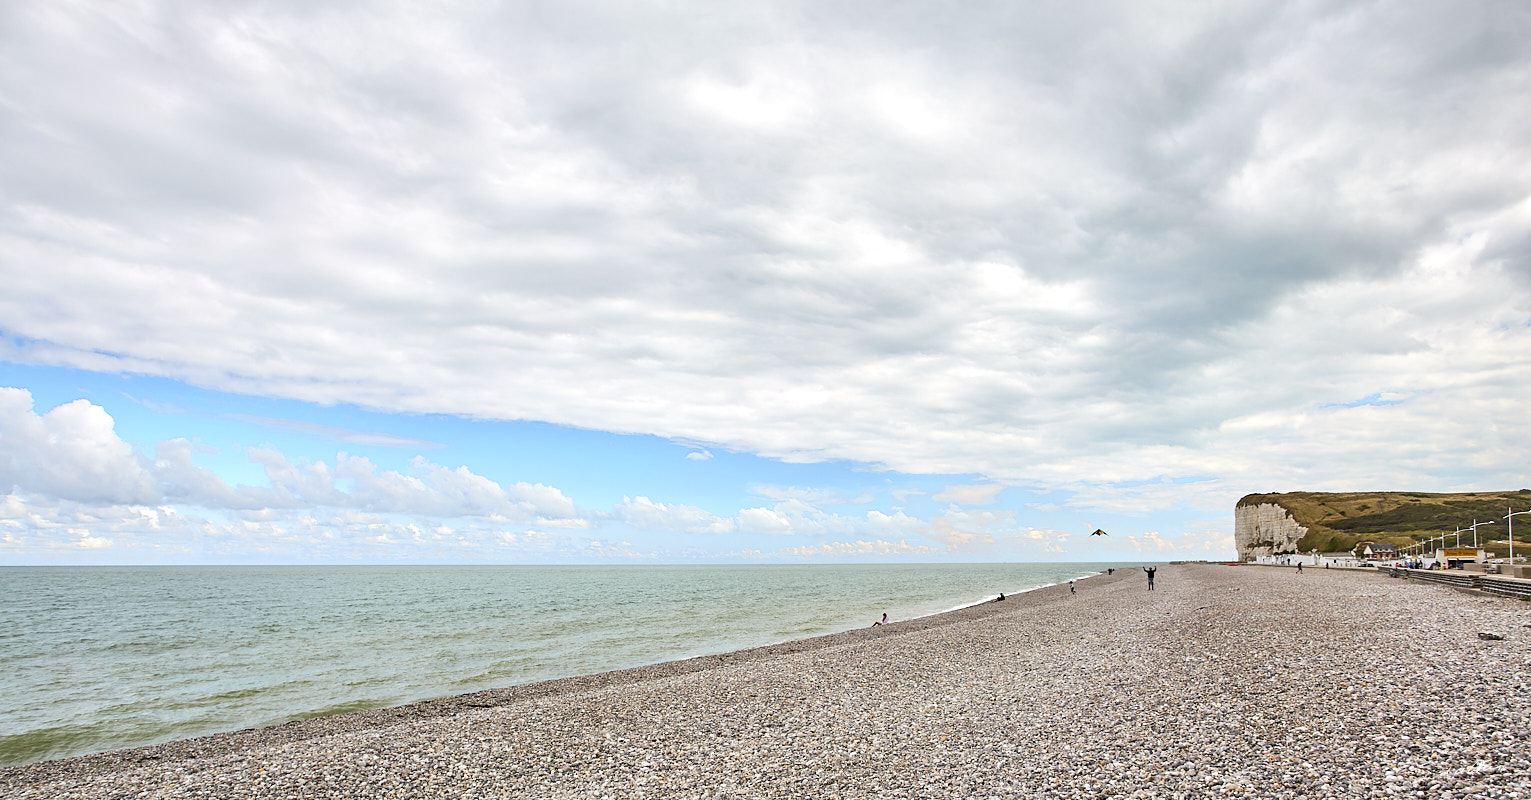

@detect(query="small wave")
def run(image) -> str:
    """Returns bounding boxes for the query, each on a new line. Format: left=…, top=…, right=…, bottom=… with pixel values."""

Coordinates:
left=0, top=725, right=101, bottom=767
left=290, top=697, right=398, bottom=721
left=0, top=720, right=185, bottom=768
left=200, top=686, right=269, bottom=703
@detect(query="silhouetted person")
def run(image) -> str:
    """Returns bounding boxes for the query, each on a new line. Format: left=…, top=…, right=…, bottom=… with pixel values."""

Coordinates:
left=1143, top=566, right=1156, bottom=590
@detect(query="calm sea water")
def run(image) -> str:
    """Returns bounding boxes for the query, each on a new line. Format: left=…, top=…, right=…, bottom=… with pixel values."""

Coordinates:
left=0, top=563, right=1126, bottom=766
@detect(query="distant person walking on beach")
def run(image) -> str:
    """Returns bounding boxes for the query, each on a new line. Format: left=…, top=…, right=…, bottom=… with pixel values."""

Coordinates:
left=1143, top=566, right=1156, bottom=591
left=1296, top=562, right=1303, bottom=573
left=1069, top=580, right=1075, bottom=594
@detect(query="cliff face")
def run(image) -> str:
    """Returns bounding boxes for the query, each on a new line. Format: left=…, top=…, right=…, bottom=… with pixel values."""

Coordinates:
left=1234, top=502, right=1307, bottom=560
left=1235, top=489, right=1530, bottom=556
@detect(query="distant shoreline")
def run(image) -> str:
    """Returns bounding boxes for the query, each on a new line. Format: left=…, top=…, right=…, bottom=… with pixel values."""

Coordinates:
left=17, top=563, right=1517, bottom=799
left=5, top=566, right=1114, bottom=773
left=0, top=559, right=1126, bottom=773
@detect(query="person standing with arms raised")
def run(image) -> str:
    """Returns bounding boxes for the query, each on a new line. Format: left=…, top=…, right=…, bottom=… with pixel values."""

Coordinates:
left=1142, top=566, right=1157, bottom=591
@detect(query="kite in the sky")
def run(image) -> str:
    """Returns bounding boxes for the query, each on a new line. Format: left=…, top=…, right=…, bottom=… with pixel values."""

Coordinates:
left=1091, top=529, right=1108, bottom=536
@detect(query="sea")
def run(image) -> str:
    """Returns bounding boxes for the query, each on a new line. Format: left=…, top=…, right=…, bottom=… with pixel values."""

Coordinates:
left=0, top=562, right=1132, bottom=767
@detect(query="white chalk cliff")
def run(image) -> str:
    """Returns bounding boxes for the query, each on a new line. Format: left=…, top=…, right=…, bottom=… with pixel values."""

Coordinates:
left=1234, top=502, right=1307, bottom=560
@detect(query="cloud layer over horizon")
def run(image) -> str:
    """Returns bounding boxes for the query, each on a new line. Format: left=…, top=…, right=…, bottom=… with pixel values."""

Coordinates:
left=2, top=1, right=1529, bottom=561
left=7, top=385, right=1217, bottom=562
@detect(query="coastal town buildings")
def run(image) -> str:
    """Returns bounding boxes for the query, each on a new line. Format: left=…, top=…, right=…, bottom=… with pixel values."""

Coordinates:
left=1360, top=542, right=1398, bottom=560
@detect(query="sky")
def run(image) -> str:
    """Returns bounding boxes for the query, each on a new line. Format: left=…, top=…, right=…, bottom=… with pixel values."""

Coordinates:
left=2, top=0, right=1528, bottom=565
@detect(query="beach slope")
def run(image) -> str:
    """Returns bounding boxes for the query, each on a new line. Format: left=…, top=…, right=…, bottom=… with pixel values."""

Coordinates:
left=3, top=563, right=1528, bottom=798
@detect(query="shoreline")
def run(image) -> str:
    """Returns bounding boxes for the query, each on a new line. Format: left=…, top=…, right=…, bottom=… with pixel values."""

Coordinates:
left=0, top=562, right=1115, bottom=768
left=2, top=566, right=1118, bottom=778
left=7, top=563, right=1526, bottom=798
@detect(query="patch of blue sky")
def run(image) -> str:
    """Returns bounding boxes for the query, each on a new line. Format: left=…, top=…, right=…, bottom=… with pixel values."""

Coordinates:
left=0, top=361, right=982, bottom=520
left=1322, top=392, right=1409, bottom=409
left=2, top=361, right=1212, bottom=562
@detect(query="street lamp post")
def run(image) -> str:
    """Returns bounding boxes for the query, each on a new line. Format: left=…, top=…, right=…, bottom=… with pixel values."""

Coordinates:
left=1508, top=507, right=1531, bottom=564
left=1467, top=519, right=1495, bottom=550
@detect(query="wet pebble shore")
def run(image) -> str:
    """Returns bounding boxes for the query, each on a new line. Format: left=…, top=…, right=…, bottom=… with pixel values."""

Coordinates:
left=3, top=563, right=1528, bottom=799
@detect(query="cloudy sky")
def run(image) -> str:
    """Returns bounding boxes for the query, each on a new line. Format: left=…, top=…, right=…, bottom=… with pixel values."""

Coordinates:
left=2, top=0, right=1528, bottom=564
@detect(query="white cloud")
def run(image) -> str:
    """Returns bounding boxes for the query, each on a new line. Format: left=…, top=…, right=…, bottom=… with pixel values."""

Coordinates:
left=75, top=532, right=113, bottom=549
left=777, top=539, right=939, bottom=558
left=863, top=510, right=923, bottom=536
left=614, top=495, right=733, bottom=534
left=726, top=495, right=929, bottom=540
left=751, top=486, right=868, bottom=506
left=2, top=0, right=1528, bottom=555
left=214, top=449, right=583, bottom=522
left=2, top=391, right=586, bottom=526
left=0, top=490, right=611, bottom=563
left=933, top=484, right=1004, bottom=506
left=736, top=506, right=795, bottom=536
left=0, top=388, right=159, bottom=504
left=925, top=507, right=1015, bottom=552
left=584, top=539, right=650, bottom=560
left=155, top=438, right=249, bottom=508
left=1122, top=531, right=1179, bottom=554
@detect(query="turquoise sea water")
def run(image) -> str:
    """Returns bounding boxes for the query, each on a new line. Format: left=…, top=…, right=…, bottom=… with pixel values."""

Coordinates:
left=0, top=563, right=1129, bottom=766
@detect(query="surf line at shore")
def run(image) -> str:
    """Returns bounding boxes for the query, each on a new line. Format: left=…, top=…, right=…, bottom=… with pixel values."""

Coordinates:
left=928, top=571, right=1105, bottom=616
left=0, top=562, right=1133, bottom=767
left=8, top=564, right=1137, bottom=780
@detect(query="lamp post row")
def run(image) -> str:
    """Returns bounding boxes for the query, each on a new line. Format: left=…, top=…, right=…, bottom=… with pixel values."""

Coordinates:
left=1409, top=506, right=1531, bottom=564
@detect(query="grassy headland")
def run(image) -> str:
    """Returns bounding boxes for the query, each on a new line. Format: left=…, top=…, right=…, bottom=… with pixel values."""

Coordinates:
left=1237, top=490, right=1531, bottom=556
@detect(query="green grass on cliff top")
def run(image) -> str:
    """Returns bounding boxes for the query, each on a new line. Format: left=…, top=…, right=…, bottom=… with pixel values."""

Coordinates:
left=1237, top=490, right=1531, bottom=555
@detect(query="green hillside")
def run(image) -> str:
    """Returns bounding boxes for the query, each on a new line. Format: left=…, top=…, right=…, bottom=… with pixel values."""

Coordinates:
left=1237, top=490, right=1531, bottom=555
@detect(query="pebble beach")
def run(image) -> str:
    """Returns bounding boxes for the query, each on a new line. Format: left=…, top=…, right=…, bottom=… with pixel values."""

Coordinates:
left=3, top=563, right=1528, bottom=799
